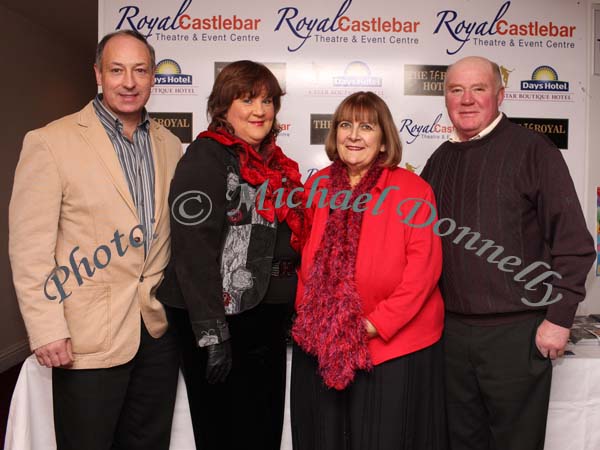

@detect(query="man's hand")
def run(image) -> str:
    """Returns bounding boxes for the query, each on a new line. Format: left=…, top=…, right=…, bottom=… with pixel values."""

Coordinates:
left=34, top=338, right=74, bottom=368
left=535, top=319, right=570, bottom=360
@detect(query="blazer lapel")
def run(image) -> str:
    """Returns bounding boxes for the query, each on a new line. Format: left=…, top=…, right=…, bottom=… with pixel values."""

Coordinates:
left=149, top=121, right=167, bottom=234
left=77, top=102, right=138, bottom=217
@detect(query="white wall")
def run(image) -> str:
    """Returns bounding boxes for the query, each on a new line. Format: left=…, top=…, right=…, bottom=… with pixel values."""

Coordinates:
left=581, top=1, right=600, bottom=314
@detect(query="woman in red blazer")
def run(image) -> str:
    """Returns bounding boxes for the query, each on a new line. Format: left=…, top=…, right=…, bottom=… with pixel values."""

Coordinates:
left=291, top=91, right=447, bottom=450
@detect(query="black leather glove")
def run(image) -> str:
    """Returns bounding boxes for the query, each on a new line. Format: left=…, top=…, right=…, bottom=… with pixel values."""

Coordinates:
left=205, top=340, right=232, bottom=384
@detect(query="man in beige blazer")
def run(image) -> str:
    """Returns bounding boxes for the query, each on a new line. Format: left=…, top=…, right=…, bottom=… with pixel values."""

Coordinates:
left=9, top=30, right=182, bottom=450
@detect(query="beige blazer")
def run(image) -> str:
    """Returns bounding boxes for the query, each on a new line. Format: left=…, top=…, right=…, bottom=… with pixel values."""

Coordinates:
left=9, top=101, right=182, bottom=369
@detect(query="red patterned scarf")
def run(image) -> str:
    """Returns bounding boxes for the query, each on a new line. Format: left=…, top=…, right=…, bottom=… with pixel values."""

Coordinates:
left=292, top=157, right=384, bottom=390
left=198, top=128, right=307, bottom=250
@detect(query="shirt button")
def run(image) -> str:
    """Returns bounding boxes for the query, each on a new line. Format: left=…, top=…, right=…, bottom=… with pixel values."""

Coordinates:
left=134, top=237, right=142, bottom=243
left=139, top=275, right=144, bottom=282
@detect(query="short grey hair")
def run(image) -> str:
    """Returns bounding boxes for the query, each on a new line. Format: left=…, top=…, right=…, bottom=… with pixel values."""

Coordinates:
left=445, top=56, right=504, bottom=93
left=95, top=30, right=156, bottom=69
left=489, top=61, right=503, bottom=91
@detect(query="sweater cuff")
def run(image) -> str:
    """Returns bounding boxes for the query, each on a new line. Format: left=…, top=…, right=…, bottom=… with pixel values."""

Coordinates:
left=545, top=296, right=579, bottom=329
left=191, top=319, right=230, bottom=347
left=30, top=329, right=71, bottom=352
left=366, top=314, right=391, bottom=342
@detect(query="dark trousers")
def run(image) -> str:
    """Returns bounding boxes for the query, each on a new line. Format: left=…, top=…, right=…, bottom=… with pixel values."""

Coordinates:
left=168, top=302, right=289, bottom=450
left=444, top=315, right=552, bottom=450
left=291, top=340, right=447, bottom=450
left=52, top=320, right=179, bottom=450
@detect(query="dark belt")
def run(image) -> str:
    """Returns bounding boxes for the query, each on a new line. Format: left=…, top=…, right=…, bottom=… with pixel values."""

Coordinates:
left=446, top=309, right=546, bottom=326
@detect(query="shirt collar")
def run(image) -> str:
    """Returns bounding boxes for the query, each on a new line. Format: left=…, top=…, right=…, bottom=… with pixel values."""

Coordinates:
left=449, top=112, right=503, bottom=143
left=373, top=166, right=391, bottom=193
left=93, top=94, right=150, bottom=134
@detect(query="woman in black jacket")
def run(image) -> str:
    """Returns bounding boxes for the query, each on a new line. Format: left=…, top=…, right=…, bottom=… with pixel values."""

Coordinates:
left=158, top=60, right=306, bottom=450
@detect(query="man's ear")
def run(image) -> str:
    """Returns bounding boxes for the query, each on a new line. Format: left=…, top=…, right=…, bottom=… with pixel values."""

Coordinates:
left=93, top=64, right=102, bottom=87
left=497, top=86, right=505, bottom=108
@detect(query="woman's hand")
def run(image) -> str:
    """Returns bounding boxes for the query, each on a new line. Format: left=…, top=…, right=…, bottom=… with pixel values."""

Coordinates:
left=365, top=319, right=378, bottom=338
left=205, top=340, right=232, bottom=383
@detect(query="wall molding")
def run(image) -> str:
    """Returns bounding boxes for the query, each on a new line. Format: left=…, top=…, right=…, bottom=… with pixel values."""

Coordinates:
left=0, top=339, right=30, bottom=373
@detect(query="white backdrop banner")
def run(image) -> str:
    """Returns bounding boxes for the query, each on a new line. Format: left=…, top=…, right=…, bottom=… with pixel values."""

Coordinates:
left=99, top=0, right=587, bottom=200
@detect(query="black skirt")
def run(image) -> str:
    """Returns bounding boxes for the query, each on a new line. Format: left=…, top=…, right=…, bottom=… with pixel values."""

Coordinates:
left=167, top=302, right=289, bottom=450
left=291, top=340, right=448, bottom=450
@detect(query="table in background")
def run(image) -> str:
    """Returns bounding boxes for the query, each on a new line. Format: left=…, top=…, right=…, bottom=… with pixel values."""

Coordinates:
left=545, top=344, right=600, bottom=450
left=5, top=346, right=600, bottom=450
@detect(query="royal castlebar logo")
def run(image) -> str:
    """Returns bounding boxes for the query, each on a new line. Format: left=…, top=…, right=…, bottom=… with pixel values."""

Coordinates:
left=432, top=1, right=577, bottom=55
left=114, top=0, right=261, bottom=43
left=278, top=123, right=292, bottom=138
left=273, top=0, right=420, bottom=52
left=398, top=113, right=454, bottom=143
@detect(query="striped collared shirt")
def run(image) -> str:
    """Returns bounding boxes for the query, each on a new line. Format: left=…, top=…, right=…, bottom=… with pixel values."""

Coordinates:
left=93, top=94, right=155, bottom=255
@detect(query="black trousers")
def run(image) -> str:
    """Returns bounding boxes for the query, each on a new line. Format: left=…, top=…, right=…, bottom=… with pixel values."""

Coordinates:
left=291, top=340, right=448, bottom=450
left=52, top=320, right=179, bottom=450
left=444, top=315, right=552, bottom=450
left=168, top=302, right=289, bottom=450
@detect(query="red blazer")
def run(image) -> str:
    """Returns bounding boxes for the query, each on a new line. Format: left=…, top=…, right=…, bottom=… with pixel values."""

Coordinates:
left=296, top=165, right=444, bottom=365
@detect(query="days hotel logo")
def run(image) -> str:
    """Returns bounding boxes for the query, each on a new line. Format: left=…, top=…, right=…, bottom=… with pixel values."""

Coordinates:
left=307, top=62, right=384, bottom=97
left=152, top=59, right=197, bottom=95
left=520, top=66, right=568, bottom=92
left=503, top=64, right=572, bottom=102
left=154, top=59, right=191, bottom=85
left=333, top=61, right=382, bottom=87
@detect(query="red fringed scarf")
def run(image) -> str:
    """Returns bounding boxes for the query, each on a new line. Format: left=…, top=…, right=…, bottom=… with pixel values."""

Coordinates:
left=292, top=157, right=384, bottom=390
left=198, top=128, right=307, bottom=250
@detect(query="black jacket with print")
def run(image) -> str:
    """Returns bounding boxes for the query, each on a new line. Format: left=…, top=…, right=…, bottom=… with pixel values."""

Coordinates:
left=157, top=137, right=277, bottom=346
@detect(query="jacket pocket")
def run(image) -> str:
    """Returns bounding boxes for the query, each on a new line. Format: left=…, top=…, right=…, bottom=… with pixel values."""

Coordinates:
left=63, top=285, right=110, bottom=354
